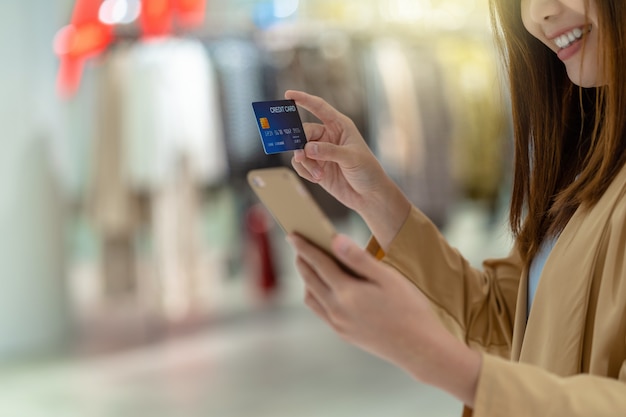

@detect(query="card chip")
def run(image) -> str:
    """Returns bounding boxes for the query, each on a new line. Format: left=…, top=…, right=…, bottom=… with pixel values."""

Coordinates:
left=260, top=117, right=270, bottom=129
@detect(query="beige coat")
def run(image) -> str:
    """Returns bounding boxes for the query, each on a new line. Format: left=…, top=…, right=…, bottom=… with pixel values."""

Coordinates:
left=368, top=165, right=626, bottom=416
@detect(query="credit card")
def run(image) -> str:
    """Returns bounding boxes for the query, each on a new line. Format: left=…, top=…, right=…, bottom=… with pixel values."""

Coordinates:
left=252, top=99, right=307, bottom=154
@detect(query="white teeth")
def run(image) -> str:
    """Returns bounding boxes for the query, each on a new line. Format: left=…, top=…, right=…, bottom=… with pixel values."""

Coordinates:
left=555, top=27, right=587, bottom=49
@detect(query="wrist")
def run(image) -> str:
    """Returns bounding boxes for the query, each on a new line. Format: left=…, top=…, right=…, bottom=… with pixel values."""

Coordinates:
left=422, top=334, right=482, bottom=408
left=453, top=345, right=482, bottom=408
left=358, top=178, right=411, bottom=251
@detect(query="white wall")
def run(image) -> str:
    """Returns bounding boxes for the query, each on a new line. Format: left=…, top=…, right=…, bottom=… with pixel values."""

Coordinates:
left=0, top=0, right=72, bottom=359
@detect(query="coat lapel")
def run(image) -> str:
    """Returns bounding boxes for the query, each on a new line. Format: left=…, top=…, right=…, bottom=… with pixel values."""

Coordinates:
left=519, top=208, right=603, bottom=374
left=514, top=165, right=626, bottom=374
left=510, top=263, right=528, bottom=361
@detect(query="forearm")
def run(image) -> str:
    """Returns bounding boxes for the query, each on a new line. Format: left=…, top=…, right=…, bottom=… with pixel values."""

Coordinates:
left=372, top=205, right=521, bottom=353
left=425, top=333, right=481, bottom=408
left=357, top=176, right=412, bottom=251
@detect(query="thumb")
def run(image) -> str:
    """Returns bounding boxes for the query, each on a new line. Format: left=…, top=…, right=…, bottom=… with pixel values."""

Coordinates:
left=331, top=234, right=383, bottom=281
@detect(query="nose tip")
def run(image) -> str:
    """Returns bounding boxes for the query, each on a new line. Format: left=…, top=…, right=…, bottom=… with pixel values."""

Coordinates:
left=527, top=0, right=561, bottom=23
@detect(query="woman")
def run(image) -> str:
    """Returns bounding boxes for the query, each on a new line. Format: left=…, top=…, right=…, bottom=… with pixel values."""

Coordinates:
left=285, top=0, right=626, bottom=415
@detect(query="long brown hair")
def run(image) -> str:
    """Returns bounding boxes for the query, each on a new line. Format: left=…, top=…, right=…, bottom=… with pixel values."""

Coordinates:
left=489, top=0, right=626, bottom=264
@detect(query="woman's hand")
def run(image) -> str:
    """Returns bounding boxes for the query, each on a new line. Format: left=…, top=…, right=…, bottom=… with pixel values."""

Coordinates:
left=287, top=232, right=482, bottom=408
left=285, top=90, right=384, bottom=211
left=285, top=90, right=411, bottom=250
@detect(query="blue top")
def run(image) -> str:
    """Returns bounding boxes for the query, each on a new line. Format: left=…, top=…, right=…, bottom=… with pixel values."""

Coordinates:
left=527, top=237, right=558, bottom=317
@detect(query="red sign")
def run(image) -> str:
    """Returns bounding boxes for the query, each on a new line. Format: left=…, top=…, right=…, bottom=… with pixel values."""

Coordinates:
left=54, top=0, right=114, bottom=97
left=54, top=0, right=207, bottom=97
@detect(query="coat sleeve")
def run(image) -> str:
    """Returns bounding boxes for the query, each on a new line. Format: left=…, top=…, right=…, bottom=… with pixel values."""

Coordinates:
left=468, top=354, right=626, bottom=416
left=367, top=205, right=523, bottom=357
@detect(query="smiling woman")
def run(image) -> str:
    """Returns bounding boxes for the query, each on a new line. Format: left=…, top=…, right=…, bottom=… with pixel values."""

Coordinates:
left=520, top=0, right=601, bottom=86
left=493, top=0, right=626, bottom=263
left=285, top=0, right=626, bottom=415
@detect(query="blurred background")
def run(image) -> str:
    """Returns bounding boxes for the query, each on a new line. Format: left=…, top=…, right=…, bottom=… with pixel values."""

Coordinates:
left=0, top=0, right=514, bottom=416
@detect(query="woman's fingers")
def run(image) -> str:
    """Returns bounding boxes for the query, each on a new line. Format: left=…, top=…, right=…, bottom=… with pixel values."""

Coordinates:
left=302, top=122, right=326, bottom=142
left=291, top=122, right=328, bottom=181
left=287, top=92, right=365, bottom=180
left=291, top=153, right=322, bottom=183
left=304, top=289, right=331, bottom=323
left=288, top=234, right=352, bottom=291
left=285, top=90, right=343, bottom=126
left=294, top=254, right=334, bottom=324
left=295, top=254, right=331, bottom=297
left=330, top=234, right=385, bottom=283
left=301, top=120, right=350, bottom=165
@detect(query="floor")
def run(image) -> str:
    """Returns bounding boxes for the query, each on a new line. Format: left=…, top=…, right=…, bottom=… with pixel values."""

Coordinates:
left=0, top=201, right=511, bottom=417
left=0, top=304, right=464, bottom=417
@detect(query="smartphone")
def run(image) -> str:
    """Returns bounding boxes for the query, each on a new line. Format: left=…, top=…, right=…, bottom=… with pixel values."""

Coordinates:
left=247, top=167, right=336, bottom=256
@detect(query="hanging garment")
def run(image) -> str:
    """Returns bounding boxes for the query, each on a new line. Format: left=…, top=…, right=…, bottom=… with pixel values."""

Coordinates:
left=370, top=38, right=424, bottom=188
left=88, top=44, right=139, bottom=297
left=209, top=37, right=279, bottom=177
left=89, top=44, right=138, bottom=240
left=122, top=37, right=228, bottom=191
left=266, top=30, right=369, bottom=139
left=436, top=38, right=510, bottom=209
left=366, top=37, right=457, bottom=228
left=151, top=154, right=206, bottom=319
left=406, top=44, right=455, bottom=228
left=120, top=38, right=230, bottom=316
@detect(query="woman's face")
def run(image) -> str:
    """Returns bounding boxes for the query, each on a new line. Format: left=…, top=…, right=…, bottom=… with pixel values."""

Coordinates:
left=521, top=0, right=602, bottom=87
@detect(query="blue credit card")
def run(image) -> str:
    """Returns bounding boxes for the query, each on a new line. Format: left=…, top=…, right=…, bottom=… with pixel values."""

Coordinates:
left=252, top=99, right=307, bottom=154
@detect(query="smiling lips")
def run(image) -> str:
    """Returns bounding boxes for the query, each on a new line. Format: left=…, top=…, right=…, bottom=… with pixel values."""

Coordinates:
left=553, top=25, right=591, bottom=50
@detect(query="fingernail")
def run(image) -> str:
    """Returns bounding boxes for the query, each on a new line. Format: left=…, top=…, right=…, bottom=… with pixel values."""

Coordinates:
left=294, top=149, right=304, bottom=160
left=335, top=235, right=350, bottom=256
left=308, top=143, right=319, bottom=156
left=312, top=167, right=322, bottom=180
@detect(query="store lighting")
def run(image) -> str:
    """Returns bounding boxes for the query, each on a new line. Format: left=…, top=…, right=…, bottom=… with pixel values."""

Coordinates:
left=380, top=0, right=429, bottom=22
left=273, top=0, right=299, bottom=19
left=99, top=0, right=142, bottom=25
left=53, top=25, right=77, bottom=55
left=375, top=0, right=481, bottom=27
left=440, top=0, right=475, bottom=19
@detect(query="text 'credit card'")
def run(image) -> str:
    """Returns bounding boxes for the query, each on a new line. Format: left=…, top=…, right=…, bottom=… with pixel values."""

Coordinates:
left=252, top=99, right=306, bottom=154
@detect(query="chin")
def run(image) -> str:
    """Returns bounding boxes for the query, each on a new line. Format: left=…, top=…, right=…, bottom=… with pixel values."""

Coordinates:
left=567, top=72, right=600, bottom=88
left=566, top=62, right=604, bottom=88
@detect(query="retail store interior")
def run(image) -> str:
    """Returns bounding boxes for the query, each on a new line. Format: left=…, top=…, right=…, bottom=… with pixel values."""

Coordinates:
left=1, top=0, right=514, bottom=416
